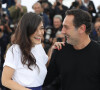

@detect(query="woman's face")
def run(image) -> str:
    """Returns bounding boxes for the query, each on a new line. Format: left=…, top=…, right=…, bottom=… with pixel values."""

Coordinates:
left=30, top=22, right=44, bottom=45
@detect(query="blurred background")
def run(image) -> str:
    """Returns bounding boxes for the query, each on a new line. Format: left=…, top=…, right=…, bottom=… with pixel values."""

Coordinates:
left=2, top=0, right=100, bottom=12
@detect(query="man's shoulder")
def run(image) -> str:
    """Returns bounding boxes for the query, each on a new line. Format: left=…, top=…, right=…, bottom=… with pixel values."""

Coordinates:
left=91, top=40, right=100, bottom=46
left=53, top=42, right=71, bottom=55
left=91, top=40, right=100, bottom=50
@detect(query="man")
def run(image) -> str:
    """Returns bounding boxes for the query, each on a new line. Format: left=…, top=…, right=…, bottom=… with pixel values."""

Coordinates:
left=82, top=0, right=96, bottom=22
left=8, top=0, right=27, bottom=23
left=32, top=2, right=50, bottom=28
left=94, top=21, right=100, bottom=42
left=44, top=9, right=100, bottom=90
left=51, top=15, right=63, bottom=38
left=53, top=15, right=62, bottom=29
left=52, top=0, right=68, bottom=20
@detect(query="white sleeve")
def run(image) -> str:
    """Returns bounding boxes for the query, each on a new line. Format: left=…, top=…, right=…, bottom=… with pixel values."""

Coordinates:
left=40, top=44, right=48, bottom=64
left=4, top=46, right=19, bottom=69
left=35, top=44, right=48, bottom=65
left=43, top=54, right=48, bottom=65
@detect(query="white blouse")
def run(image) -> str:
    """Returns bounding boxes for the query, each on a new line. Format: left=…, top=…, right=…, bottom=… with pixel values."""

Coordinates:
left=4, top=44, right=48, bottom=87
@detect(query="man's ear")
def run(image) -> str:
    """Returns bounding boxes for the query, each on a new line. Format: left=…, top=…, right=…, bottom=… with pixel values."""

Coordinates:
left=79, top=24, right=86, bottom=34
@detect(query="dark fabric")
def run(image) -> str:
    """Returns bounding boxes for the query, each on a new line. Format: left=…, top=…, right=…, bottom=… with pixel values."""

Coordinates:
left=54, top=5, right=68, bottom=20
left=41, top=13, right=50, bottom=28
left=80, top=5, right=88, bottom=11
left=43, top=75, right=61, bottom=90
left=27, top=86, right=42, bottom=90
left=44, top=40, right=100, bottom=90
left=48, top=4, right=68, bottom=23
left=51, top=25, right=62, bottom=38
left=88, top=1, right=96, bottom=15
left=88, top=1, right=96, bottom=22
left=2, top=0, right=15, bottom=9
left=89, top=29, right=98, bottom=41
left=0, top=33, right=9, bottom=64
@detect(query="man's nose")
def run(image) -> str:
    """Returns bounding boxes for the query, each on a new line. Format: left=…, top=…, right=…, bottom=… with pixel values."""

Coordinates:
left=61, top=27, right=65, bottom=34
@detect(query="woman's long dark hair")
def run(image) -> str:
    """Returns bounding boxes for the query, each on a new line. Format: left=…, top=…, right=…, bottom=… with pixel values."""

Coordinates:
left=13, top=12, right=42, bottom=70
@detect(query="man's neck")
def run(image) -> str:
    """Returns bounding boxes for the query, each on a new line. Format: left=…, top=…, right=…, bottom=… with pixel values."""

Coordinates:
left=73, top=36, right=91, bottom=50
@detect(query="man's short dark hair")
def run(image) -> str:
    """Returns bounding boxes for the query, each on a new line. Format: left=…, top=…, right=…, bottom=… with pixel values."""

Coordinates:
left=65, top=9, right=92, bottom=34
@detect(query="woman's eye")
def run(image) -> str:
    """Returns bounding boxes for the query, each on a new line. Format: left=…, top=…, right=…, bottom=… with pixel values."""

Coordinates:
left=41, top=28, right=45, bottom=30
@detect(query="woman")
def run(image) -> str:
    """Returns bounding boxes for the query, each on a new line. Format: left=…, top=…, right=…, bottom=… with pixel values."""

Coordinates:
left=1, top=12, right=48, bottom=90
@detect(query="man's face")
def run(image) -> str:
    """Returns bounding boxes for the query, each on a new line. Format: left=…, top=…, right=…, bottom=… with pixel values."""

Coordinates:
left=0, top=25, right=4, bottom=32
left=61, top=15, right=80, bottom=45
left=33, top=3, right=42, bottom=14
left=53, top=18, right=62, bottom=29
left=58, top=0, right=63, bottom=4
left=95, top=22, right=100, bottom=30
left=94, top=22, right=100, bottom=34
left=84, top=0, right=90, bottom=3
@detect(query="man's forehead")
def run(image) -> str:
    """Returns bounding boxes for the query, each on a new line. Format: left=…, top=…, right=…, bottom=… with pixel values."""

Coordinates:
left=62, top=16, right=67, bottom=25
left=62, top=16, right=70, bottom=24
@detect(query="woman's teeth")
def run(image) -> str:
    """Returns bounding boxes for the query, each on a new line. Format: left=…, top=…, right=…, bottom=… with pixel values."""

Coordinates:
left=34, top=37, right=41, bottom=39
